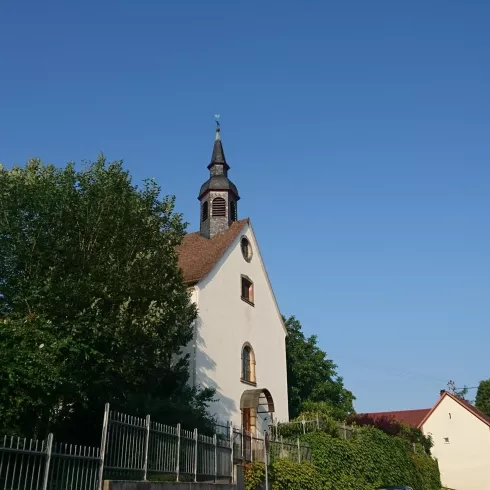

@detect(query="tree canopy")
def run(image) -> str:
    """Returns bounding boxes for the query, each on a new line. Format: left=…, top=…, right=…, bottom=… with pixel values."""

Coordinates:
left=475, top=379, right=490, bottom=417
left=0, top=157, right=214, bottom=442
left=284, top=315, right=355, bottom=420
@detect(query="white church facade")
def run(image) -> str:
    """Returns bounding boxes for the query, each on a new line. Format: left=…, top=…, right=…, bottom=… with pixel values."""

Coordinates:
left=177, top=124, right=289, bottom=436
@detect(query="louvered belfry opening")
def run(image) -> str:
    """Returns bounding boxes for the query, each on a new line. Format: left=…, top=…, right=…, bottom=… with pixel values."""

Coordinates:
left=212, top=197, right=226, bottom=217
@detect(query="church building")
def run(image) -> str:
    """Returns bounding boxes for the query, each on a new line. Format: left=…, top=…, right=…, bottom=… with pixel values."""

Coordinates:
left=177, top=124, right=289, bottom=435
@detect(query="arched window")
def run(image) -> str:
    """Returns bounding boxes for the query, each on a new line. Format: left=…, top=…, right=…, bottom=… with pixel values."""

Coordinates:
left=212, top=197, right=226, bottom=217
left=230, top=201, right=237, bottom=222
left=201, top=201, right=209, bottom=222
left=241, top=343, right=256, bottom=384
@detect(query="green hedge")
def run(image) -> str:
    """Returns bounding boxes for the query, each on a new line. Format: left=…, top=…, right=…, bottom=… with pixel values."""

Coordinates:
left=303, top=427, right=441, bottom=490
left=244, top=460, right=323, bottom=490
left=244, top=427, right=441, bottom=490
left=271, top=460, right=324, bottom=490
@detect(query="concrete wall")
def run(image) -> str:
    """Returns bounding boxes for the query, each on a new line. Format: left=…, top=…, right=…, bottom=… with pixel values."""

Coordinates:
left=104, top=482, right=235, bottom=490
left=422, top=395, right=490, bottom=490
left=193, top=221, right=289, bottom=429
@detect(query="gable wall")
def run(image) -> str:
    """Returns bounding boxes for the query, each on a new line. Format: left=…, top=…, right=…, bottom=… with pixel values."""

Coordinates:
left=422, top=395, right=490, bottom=490
left=193, top=223, right=289, bottom=428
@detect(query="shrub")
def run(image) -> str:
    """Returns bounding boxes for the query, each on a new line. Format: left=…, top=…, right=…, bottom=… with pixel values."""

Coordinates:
left=347, top=414, right=433, bottom=454
left=243, top=460, right=323, bottom=490
left=303, top=426, right=441, bottom=490
left=243, top=461, right=265, bottom=490
left=271, top=460, right=324, bottom=490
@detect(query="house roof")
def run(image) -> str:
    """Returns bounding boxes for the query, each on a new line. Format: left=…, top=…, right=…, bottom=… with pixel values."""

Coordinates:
left=177, top=218, right=249, bottom=284
left=362, top=409, right=431, bottom=428
left=418, top=391, right=490, bottom=429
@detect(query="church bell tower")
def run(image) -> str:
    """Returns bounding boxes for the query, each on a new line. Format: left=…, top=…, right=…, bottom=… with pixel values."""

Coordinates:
left=199, top=123, right=240, bottom=239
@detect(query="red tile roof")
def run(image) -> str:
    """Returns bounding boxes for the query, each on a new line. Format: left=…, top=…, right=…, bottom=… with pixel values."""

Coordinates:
left=361, top=409, right=431, bottom=428
left=177, top=219, right=249, bottom=284
left=457, top=396, right=490, bottom=426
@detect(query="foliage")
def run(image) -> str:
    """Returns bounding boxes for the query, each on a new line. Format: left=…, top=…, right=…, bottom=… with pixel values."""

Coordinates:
left=346, top=414, right=433, bottom=454
left=271, top=460, right=324, bottom=490
left=243, top=462, right=265, bottom=490
left=411, top=453, right=441, bottom=490
left=475, top=379, right=490, bottom=417
left=243, top=460, right=323, bottom=490
left=453, top=386, right=469, bottom=400
left=275, top=402, right=339, bottom=439
left=284, top=315, right=355, bottom=420
left=0, top=157, right=215, bottom=442
left=303, top=427, right=441, bottom=490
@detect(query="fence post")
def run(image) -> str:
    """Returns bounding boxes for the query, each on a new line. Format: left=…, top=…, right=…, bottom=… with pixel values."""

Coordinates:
left=297, top=438, right=301, bottom=463
left=142, top=414, right=151, bottom=481
left=264, top=434, right=268, bottom=490
left=316, top=414, right=320, bottom=430
left=194, top=428, right=198, bottom=483
left=214, top=434, right=218, bottom=483
left=241, top=427, right=244, bottom=460
left=176, top=423, right=181, bottom=482
left=302, top=416, right=306, bottom=434
left=280, top=436, right=284, bottom=457
left=97, top=403, right=110, bottom=490
left=41, top=433, right=53, bottom=490
left=229, top=422, right=234, bottom=483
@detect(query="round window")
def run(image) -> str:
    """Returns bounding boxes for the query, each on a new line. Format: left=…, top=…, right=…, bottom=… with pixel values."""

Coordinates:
left=240, top=237, right=253, bottom=262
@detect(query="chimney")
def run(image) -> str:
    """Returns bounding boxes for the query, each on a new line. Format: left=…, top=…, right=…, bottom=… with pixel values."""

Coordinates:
left=440, top=390, right=446, bottom=397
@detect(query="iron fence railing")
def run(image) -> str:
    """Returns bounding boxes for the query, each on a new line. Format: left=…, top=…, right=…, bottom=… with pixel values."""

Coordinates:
left=271, top=416, right=357, bottom=441
left=102, top=406, right=235, bottom=482
left=0, top=433, right=100, bottom=490
left=1, top=403, right=313, bottom=489
left=102, top=404, right=311, bottom=483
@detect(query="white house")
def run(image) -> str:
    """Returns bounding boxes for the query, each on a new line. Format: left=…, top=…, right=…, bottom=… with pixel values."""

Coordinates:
left=176, top=124, right=289, bottom=435
left=366, top=391, right=490, bottom=490
left=420, top=391, right=490, bottom=490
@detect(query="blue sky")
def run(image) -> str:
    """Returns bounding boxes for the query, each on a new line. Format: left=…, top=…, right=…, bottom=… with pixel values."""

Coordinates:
left=1, top=1, right=489, bottom=413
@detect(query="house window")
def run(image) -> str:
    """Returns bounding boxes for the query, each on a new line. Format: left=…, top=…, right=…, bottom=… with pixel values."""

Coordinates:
left=241, top=276, right=254, bottom=305
left=201, top=201, right=209, bottom=222
left=241, top=237, right=253, bottom=262
left=241, top=344, right=256, bottom=384
left=212, top=197, right=226, bottom=217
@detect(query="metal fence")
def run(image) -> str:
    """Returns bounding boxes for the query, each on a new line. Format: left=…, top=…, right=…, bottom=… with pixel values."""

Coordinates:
left=102, top=404, right=311, bottom=483
left=271, top=416, right=357, bottom=440
left=103, top=405, right=233, bottom=483
left=1, top=404, right=313, bottom=489
left=0, top=433, right=100, bottom=490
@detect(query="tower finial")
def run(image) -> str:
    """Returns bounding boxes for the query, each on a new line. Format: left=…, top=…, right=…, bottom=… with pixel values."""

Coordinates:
left=214, top=114, right=221, bottom=140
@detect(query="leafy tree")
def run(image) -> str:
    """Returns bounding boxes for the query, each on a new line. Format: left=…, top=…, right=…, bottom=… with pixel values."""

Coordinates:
left=284, top=315, right=355, bottom=420
left=0, top=157, right=214, bottom=442
left=475, top=379, right=490, bottom=417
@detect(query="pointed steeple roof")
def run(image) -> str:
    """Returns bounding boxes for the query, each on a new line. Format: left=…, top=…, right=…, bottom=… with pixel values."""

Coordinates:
left=198, top=121, right=239, bottom=201
left=208, top=124, right=230, bottom=170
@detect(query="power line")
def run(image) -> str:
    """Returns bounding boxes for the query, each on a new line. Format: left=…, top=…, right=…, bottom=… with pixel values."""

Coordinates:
left=339, top=356, right=448, bottom=384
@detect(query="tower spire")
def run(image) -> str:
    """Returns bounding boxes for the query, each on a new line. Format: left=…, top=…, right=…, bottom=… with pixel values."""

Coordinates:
left=210, top=117, right=228, bottom=168
left=198, top=118, right=240, bottom=239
